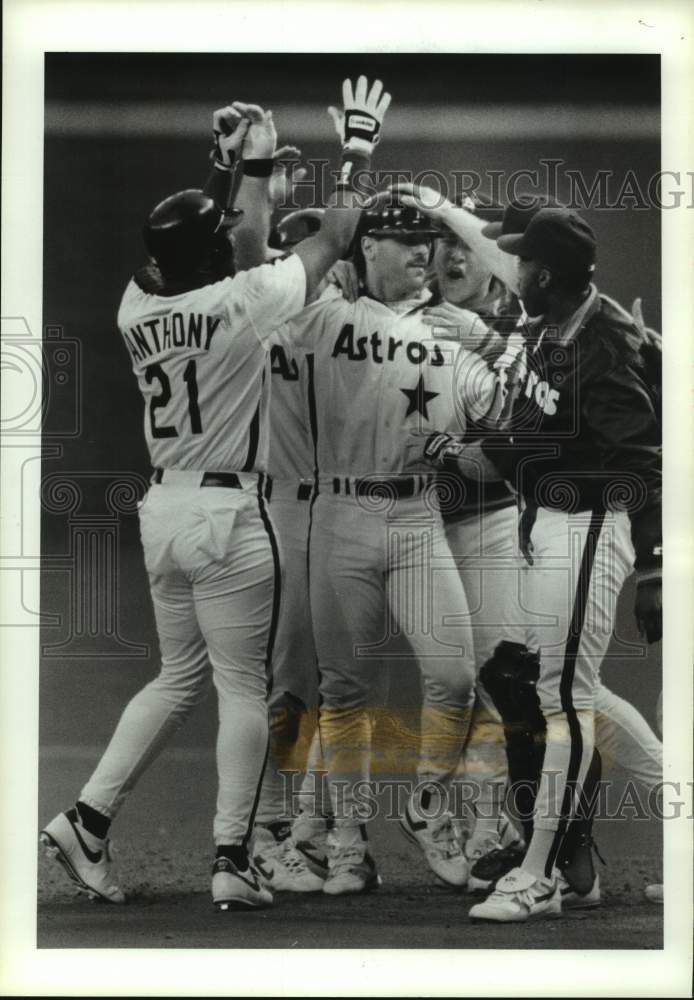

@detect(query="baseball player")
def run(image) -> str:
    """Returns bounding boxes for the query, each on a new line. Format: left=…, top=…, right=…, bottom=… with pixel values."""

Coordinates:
left=414, top=195, right=527, bottom=869
left=280, top=192, right=499, bottom=895
left=251, top=300, right=326, bottom=892
left=406, top=186, right=664, bottom=901
left=421, top=208, right=661, bottom=921
left=39, top=77, right=390, bottom=911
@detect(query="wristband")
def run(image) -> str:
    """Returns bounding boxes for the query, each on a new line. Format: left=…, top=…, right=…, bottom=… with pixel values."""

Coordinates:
left=243, top=159, right=274, bottom=178
left=336, top=148, right=371, bottom=191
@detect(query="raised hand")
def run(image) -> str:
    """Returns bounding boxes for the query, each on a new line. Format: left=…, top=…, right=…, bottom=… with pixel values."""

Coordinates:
left=211, top=106, right=251, bottom=170
left=328, top=76, right=391, bottom=154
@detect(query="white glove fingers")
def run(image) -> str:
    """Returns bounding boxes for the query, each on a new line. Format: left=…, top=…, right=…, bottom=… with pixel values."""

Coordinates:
left=354, top=75, right=368, bottom=105
left=367, top=79, right=383, bottom=108
left=342, top=78, right=354, bottom=109
left=375, top=90, right=392, bottom=119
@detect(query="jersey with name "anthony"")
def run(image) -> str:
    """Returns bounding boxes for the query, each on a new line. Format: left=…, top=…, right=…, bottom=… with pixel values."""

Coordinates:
left=117, top=254, right=306, bottom=473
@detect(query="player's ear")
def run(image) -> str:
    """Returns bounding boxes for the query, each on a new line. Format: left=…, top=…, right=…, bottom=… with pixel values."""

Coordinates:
left=361, top=235, right=376, bottom=261
left=538, top=267, right=552, bottom=289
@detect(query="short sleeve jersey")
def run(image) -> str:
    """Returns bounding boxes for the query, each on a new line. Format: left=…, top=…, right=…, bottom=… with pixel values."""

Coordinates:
left=117, top=254, right=306, bottom=472
left=287, top=294, right=496, bottom=477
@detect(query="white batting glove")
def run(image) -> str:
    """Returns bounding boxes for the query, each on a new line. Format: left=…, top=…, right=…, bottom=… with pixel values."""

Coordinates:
left=328, top=76, right=391, bottom=155
left=212, top=106, right=251, bottom=171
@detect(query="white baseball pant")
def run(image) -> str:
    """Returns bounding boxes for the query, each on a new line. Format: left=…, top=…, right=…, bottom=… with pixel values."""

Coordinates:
left=255, top=483, right=320, bottom=827
left=309, top=480, right=476, bottom=828
left=79, top=473, right=279, bottom=846
left=520, top=507, right=636, bottom=875
left=444, top=503, right=522, bottom=832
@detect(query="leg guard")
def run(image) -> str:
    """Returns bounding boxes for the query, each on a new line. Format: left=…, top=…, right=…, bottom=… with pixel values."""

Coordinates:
left=479, top=641, right=546, bottom=843
left=556, top=747, right=604, bottom=894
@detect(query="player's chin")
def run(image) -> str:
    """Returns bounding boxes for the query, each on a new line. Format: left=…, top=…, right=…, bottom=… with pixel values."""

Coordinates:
left=440, top=277, right=469, bottom=303
left=405, top=266, right=428, bottom=288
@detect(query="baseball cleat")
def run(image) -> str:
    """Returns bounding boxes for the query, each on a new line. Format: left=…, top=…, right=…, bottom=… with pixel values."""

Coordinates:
left=644, top=883, right=663, bottom=904
left=468, top=843, right=526, bottom=893
left=400, top=804, right=469, bottom=887
left=323, top=828, right=381, bottom=896
left=465, top=834, right=504, bottom=893
left=291, top=813, right=330, bottom=880
left=498, top=812, right=526, bottom=852
left=469, top=867, right=561, bottom=923
left=212, top=856, right=273, bottom=910
left=293, top=836, right=330, bottom=881
left=39, top=809, right=125, bottom=904
left=557, top=871, right=601, bottom=909
left=253, top=826, right=325, bottom=892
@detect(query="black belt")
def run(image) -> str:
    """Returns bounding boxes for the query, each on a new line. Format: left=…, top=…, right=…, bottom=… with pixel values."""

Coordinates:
left=332, top=475, right=433, bottom=499
left=152, top=469, right=243, bottom=489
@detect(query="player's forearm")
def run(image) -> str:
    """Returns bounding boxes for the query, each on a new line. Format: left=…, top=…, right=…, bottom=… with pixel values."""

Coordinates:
left=233, top=175, right=273, bottom=272
left=437, top=205, right=519, bottom=294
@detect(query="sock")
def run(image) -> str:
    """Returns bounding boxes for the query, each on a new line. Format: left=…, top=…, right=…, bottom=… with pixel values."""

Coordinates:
left=521, top=828, right=557, bottom=881
left=76, top=801, right=110, bottom=840
left=215, top=845, right=249, bottom=869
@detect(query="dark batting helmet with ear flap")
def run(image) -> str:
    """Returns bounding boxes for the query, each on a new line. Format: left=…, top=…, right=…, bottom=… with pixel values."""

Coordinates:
left=143, top=189, right=236, bottom=278
left=357, top=190, right=442, bottom=240
left=348, top=190, right=441, bottom=268
left=273, top=207, right=325, bottom=249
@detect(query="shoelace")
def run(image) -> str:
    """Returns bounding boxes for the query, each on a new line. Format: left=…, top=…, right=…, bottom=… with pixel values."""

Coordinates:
left=330, top=846, right=366, bottom=874
left=429, top=815, right=461, bottom=859
left=280, top=842, right=312, bottom=874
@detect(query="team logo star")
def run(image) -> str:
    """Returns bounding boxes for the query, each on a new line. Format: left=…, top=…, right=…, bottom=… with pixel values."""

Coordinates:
left=400, top=374, right=439, bottom=420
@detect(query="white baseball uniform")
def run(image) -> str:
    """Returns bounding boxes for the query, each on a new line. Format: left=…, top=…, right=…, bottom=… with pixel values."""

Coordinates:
left=253, top=326, right=321, bottom=827
left=79, top=253, right=307, bottom=847
left=288, top=293, right=496, bottom=827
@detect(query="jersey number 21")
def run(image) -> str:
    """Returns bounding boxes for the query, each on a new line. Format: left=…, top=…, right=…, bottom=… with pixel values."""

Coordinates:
left=145, top=361, right=202, bottom=438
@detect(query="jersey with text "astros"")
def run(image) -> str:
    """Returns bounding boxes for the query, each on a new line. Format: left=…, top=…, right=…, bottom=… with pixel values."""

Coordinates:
left=117, top=254, right=306, bottom=472
left=288, top=294, right=496, bottom=477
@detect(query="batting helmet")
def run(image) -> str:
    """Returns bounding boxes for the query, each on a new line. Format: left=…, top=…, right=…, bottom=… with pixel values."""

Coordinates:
left=357, top=190, right=442, bottom=241
left=273, top=207, right=325, bottom=249
left=143, top=189, right=241, bottom=278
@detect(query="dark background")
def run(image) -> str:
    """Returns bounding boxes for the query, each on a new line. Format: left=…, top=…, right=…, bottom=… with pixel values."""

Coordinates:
left=41, top=52, right=662, bottom=753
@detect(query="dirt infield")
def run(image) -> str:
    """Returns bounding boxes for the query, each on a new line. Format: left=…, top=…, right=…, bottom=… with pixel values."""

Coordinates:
left=38, top=749, right=663, bottom=950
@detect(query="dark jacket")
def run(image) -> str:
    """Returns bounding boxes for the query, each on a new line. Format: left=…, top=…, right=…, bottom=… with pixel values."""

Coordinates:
left=482, top=291, right=662, bottom=572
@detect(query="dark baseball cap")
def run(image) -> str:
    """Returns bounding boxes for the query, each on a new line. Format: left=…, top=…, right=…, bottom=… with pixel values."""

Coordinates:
left=454, top=191, right=504, bottom=224
left=481, top=194, right=564, bottom=240
left=497, top=207, right=597, bottom=274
